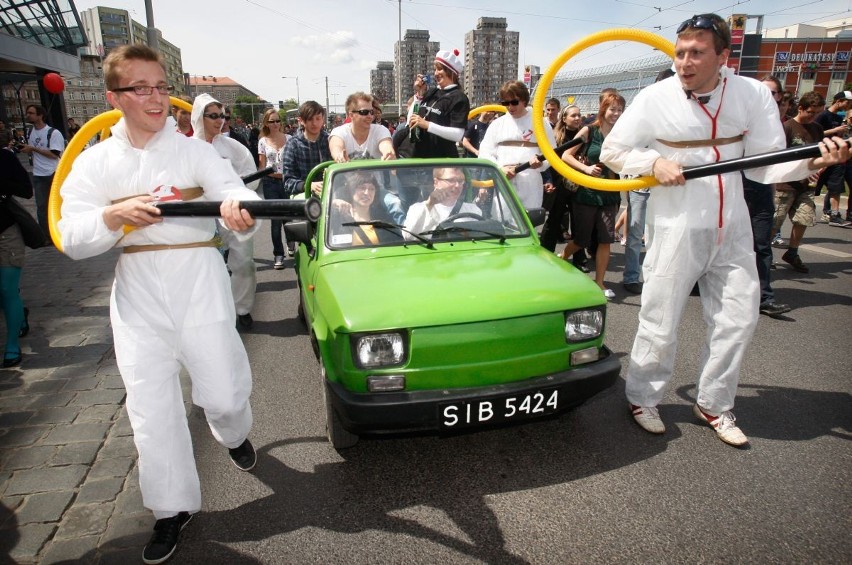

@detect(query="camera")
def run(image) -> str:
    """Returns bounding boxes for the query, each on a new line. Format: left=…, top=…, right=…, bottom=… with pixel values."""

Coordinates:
left=421, top=74, right=433, bottom=86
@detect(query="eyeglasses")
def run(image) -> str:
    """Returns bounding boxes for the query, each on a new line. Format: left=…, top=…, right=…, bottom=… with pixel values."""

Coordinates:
left=352, top=109, right=374, bottom=116
left=203, top=112, right=227, bottom=120
left=436, top=177, right=465, bottom=185
left=112, top=84, right=174, bottom=96
left=501, top=99, right=521, bottom=107
left=676, top=14, right=725, bottom=42
left=267, top=119, right=281, bottom=124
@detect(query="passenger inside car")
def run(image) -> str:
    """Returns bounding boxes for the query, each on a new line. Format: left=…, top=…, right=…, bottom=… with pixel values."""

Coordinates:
left=329, top=171, right=402, bottom=246
left=402, top=167, right=484, bottom=236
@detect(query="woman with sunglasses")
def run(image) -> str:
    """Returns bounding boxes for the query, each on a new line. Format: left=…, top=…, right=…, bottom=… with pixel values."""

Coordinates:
left=408, top=49, right=470, bottom=159
left=258, top=108, right=291, bottom=269
left=478, top=80, right=556, bottom=210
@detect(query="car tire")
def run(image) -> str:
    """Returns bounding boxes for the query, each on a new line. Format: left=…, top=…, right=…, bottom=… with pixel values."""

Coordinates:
left=296, top=285, right=307, bottom=328
left=320, top=361, right=359, bottom=450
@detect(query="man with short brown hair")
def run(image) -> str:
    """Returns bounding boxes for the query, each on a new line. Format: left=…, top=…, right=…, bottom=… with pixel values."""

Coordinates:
left=60, top=44, right=261, bottom=564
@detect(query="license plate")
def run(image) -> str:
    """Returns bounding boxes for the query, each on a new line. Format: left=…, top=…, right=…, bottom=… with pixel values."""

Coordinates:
left=439, top=388, right=560, bottom=429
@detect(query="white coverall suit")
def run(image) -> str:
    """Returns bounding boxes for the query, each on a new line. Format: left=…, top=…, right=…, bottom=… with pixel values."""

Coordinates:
left=478, top=110, right=555, bottom=209
left=600, top=67, right=815, bottom=414
left=190, top=93, right=260, bottom=317
left=59, top=119, right=262, bottom=518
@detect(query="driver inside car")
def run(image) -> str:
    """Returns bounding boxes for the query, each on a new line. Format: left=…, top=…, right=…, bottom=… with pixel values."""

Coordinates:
left=403, top=167, right=483, bottom=237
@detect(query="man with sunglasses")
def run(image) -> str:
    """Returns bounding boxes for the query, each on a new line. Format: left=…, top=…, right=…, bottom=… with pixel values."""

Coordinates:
left=601, top=13, right=849, bottom=447
left=329, top=91, right=395, bottom=162
left=59, top=45, right=261, bottom=564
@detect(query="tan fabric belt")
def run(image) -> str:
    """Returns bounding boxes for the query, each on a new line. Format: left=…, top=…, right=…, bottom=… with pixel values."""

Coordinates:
left=498, top=140, right=538, bottom=148
left=122, top=238, right=219, bottom=254
left=111, top=187, right=204, bottom=204
left=656, top=135, right=744, bottom=149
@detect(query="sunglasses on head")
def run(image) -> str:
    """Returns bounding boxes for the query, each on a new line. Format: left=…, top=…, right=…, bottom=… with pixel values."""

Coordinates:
left=352, top=109, right=373, bottom=116
left=677, top=14, right=725, bottom=42
left=267, top=119, right=281, bottom=123
left=501, top=99, right=521, bottom=106
left=203, top=112, right=227, bottom=120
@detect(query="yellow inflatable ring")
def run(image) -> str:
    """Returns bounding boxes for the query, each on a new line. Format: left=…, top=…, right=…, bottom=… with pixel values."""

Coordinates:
left=531, top=28, right=675, bottom=192
left=468, top=104, right=507, bottom=120
left=49, top=96, right=193, bottom=251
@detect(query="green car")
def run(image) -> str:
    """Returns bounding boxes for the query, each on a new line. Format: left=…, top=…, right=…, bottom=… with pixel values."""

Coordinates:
left=286, top=159, right=620, bottom=450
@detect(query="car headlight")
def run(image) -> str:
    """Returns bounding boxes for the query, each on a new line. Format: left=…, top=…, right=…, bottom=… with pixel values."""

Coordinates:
left=565, top=309, right=603, bottom=342
left=352, top=332, right=408, bottom=368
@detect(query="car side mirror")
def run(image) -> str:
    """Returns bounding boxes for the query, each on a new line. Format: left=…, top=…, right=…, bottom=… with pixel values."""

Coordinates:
left=526, top=207, right=547, bottom=227
left=284, top=221, right=314, bottom=255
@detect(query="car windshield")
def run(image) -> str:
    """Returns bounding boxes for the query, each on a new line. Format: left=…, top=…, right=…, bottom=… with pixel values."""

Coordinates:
left=326, top=163, right=530, bottom=249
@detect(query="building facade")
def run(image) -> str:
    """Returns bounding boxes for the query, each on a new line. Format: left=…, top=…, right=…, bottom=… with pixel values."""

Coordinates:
left=78, top=6, right=184, bottom=93
left=185, top=76, right=261, bottom=105
left=464, top=17, right=519, bottom=107
left=370, top=61, right=395, bottom=105
left=395, top=29, right=439, bottom=107
left=63, top=54, right=109, bottom=124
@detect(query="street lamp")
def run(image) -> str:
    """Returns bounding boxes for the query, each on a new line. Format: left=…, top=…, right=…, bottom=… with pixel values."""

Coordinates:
left=282, top=76, right=299, bottom=105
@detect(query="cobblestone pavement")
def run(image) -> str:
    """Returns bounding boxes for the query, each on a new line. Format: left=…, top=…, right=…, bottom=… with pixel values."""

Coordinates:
left=0, top=195, right=157, bottom=563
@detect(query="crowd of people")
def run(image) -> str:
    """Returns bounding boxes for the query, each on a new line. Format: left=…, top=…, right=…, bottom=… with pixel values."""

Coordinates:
left=4, top=12, right=850, bottom=564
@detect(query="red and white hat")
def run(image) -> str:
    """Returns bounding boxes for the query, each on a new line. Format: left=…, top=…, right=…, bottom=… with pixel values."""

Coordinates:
left=435, top=48, right=463, bottom=76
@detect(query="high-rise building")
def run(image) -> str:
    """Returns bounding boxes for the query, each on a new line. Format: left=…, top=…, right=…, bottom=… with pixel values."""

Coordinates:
left=64, top=54, right=109, bottom=123
left=78, top=6, right=184, bottom=93
left=370, top=61, right=395, bottom=105
left=395, top=29, right=440, bottom=108
left=464, top=17, right=519, bottom=107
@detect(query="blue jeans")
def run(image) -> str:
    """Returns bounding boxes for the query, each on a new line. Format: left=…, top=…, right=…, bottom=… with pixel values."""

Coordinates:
left=261, top=177, right=288, bottom=256
left=742, top=176, right=775, bottom=304
left=623, top=190, right=649, bottom=284
left=32, top=174, right=53, bottom=240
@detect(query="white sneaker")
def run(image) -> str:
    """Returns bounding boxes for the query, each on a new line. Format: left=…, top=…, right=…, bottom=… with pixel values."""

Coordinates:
left=603, top=288, right=615, bottom=299
left=630, top=404, right=665, bottom=434
left=693, top=405, right=749, bottom=446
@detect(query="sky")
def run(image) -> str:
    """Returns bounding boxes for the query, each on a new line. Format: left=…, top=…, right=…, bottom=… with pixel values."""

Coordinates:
left=71, top=0, right=852, bottom=111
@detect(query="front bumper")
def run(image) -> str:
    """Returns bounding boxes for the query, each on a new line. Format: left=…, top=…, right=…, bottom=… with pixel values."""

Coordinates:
left=326, top=345, right=620, bottom=435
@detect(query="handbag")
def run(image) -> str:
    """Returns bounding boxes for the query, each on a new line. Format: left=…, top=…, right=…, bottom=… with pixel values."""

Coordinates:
left=1, top=195, right=47, bottom=249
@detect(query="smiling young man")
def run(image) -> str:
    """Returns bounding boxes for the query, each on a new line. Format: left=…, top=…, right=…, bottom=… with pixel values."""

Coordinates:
left=59, top=44, right=261, bottom=564
left=329, top=92, right=395, bottom=162
left=600, top=13, right=849, bottom=447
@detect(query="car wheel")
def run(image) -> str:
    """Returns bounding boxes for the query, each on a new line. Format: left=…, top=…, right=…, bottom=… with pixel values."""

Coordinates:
left=320, top=360, right=359, bottom=450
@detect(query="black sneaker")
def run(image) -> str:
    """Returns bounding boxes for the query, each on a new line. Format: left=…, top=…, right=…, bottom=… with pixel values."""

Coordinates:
left=781, top=250, right=809, bottom=273
left=623, top=282, right=643, bottom=294
left=237, top=313, right=253, bottom=330
left=759, top=301, right=791, bottom=318
left=142, top=511, right=194, bottom=564
left=828, top=214, right=846, bottom=227
left=228, top=439, right=256, bottom=471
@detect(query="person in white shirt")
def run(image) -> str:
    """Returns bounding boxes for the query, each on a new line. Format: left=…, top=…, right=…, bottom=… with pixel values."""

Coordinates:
left=329, top=92, right=395, bottom=162
left=21, top=104, right=64, bottom=239
left=404, top=167, right=482, bottom=236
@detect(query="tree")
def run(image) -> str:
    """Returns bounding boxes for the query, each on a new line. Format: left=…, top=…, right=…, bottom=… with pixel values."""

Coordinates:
left=233, top=95, right=270, bottom=125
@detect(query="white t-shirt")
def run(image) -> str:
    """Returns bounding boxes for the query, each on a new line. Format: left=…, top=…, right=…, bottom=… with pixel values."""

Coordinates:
left=27, top=124, right=64, bottom=176
left=329, top=123, right=391, bottom=160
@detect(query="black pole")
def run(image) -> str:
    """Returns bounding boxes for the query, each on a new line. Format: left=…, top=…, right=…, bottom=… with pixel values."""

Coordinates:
left=242, top=166, right=274, bottom=185
left=513, top=136, right=585, bottom=174
left=155, top=198, right=312, bottom=219
left=681, top=139, right=848, bottom=180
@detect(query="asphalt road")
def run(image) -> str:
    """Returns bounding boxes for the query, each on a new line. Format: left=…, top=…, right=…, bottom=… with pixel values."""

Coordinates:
left=176, top=215, right=851, bottom=564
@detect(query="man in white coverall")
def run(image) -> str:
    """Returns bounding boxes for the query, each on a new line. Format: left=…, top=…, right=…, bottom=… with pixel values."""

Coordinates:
left=58, top=45, right=262, bottom=564
left=190, top=93, right=259, bottom=330
left=600, top=14, right=849, bottom=447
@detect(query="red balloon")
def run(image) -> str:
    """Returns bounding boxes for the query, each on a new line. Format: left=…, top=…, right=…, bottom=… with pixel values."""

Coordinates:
left=43, top=73, right=65, bottom=94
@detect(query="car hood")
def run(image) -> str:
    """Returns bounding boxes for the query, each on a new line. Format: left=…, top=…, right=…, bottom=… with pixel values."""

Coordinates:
left=311, top=245, right=605, bottom=332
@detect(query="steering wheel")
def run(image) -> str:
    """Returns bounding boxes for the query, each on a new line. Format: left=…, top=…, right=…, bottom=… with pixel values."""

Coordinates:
left=437, top=211, right=484, bottom=229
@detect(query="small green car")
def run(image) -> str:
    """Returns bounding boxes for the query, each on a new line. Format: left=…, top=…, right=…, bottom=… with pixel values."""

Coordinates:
left=286, top=159, right=620, bottom=450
